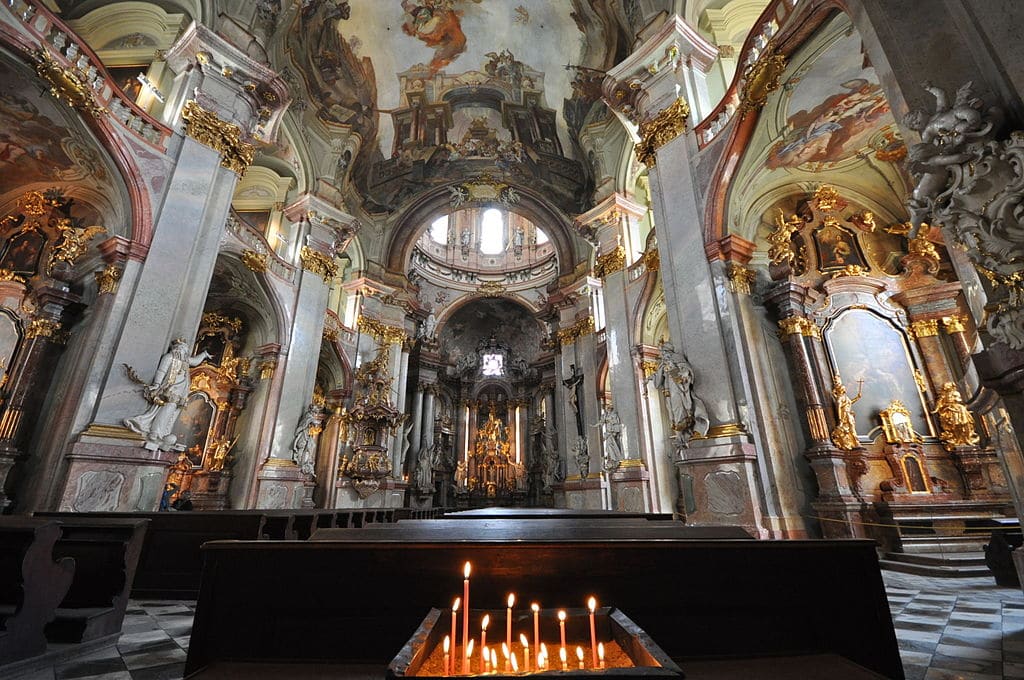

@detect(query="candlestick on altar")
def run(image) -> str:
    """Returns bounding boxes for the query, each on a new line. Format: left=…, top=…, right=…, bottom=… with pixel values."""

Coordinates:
left=506, top=593, right=515, bottom=652
left=450, top=598, right=460, bottom=675
left=588, top=596, right=598, bottom=667
left=443, top=635, right=450, bottom=677
left=531, top=603, right=540, bottom=654
left=598, top=642, right=605, bottom=669
left=559, top=646, right=568, bottom=671
left=466, top=639, right=475, bottom=675
left=519, top=633, right=530, bottom=672
left=577, top=646, right=585, bottom=670
left=558, top=610, right=567, bottom=649
left=462, top=563, right=471, bottom=674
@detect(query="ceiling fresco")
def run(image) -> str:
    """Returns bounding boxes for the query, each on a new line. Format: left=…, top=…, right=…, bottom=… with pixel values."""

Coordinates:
left=725, top=13, right=912, bottom=246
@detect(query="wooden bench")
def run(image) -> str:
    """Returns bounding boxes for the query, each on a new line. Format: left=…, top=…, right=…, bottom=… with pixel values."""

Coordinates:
left=0, top=519, right=74, bottom=665
left=44, top=517, right=148, bottom=643
left=442, top=508, right=676, bottom=520
left=185, top=530, right=901, bottom=678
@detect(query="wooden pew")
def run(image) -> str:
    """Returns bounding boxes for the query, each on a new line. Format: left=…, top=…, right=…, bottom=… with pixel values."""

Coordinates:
left=185, top=532, right=901, bottom=678
left=0, top=519, right=74, bottom=665
left=442, top=508, right=676, bottom=520
left=44, top=517, right=148, bottom=643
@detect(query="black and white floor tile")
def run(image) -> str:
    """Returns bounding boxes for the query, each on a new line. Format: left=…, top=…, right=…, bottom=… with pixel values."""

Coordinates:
left=10, top=573, right=1024, bottom=679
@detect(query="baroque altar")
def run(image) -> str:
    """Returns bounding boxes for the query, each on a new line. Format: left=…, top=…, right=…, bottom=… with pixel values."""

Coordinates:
left=455, top=407, right=526, bottom=505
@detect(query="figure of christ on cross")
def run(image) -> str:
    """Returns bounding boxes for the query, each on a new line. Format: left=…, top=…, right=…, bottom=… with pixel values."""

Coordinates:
left=562, top=364, right=585, bottom=436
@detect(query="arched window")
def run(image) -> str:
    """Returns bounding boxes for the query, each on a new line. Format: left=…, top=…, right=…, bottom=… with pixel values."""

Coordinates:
left=479, top=209, right=504, bottom=254
left=429, top=215, right=449, bottom=244
left=536, top=228, right=549, bottom=245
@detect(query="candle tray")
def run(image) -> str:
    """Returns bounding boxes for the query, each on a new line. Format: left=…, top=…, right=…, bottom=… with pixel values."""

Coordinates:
left=387, top=607, right=683, bottom=679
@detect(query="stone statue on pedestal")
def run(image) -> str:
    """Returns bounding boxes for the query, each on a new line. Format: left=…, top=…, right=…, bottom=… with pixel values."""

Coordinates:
left=125, top=338, right=210, bottom=451
left=593, top=404, right=624, bottom=469
left=572, top=435, right=589, bottom=478
left=291, top=402, right=325, bottom=476
left=647, top=340, right=709, bottom=450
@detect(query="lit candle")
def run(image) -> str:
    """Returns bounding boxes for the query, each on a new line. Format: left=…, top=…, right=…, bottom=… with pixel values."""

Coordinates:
left=462, top=563, right=471, bottom=674
left=558, top=610, right=567, bottom=650
left=598, top=642, right=605, bottom=669
left=506, top=594, right=515, bottom=652
left=466, top=639, right=475, bottom=675
left=576, top=646, right=585, bottom=670
left=451, top=598, right=460, bottom=676
left=483, top=646, right=490, bottom=673
left=502, top=642, right=510, bottom=672
left=511, top=652, right=519, bottom=674
left=540, top=643, right=548, bottom=671
left=519, top=633, right=530, bottom=672
left=490, top=648, right=498, bottom=675
left=443, top=635, right=451, bottom=677
left=481, top=614, right=490, bottom=662
left=588, top=596, right=598, bottom=668
left=559, top=646, right=568, bottom=671
left=531, top=603, right=540, bottom=654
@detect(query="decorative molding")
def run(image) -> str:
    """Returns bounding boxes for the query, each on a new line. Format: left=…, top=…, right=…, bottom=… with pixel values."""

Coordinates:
left=0, top=270, right=27, bottom=284
left=777, top=316, right=820, bottom=339
left=94, top=265, right=122, bottom=294
left=322, top=326, right=339, bottom=342
left=357, top=316, right=406, bottom=345
left=594, top=246, right=626, bottom=279
left=181, top=100, right=255, bottom=175
left=241, top=249, right=268, bottom=273
left=909, top=319, right=939, bottom=339
left=642, top=247, right=660, bottom=272
left=725, top=263, right=756, bottom=295
left=556, top=317, right=595, bottom=346
left=34, top=49, right=105, bottom=118
left=634, top=97, right=690, bottom=167
left=201, top=312, right=243, bottom=335
left=738, top=44, right=786, bottom=113
left=26, top=318, right=66, bottom=343
left=476, top=281, right=507, bottom=298
left=830, top=264, right=867, bottom=278
left=640, top=360, right=658, bottom=378
left=299, top=246, right=338, bottom=282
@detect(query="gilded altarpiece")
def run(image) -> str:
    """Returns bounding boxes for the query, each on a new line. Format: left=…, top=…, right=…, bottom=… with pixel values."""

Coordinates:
left=0, top=190, right=105, bottom=509
left=765, top=186, right=1013, bottom=542
left=166, top=312, right=254, bottom=509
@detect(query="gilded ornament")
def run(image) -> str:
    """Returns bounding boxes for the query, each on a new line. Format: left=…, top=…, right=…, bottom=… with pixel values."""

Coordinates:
left=0, top=269, right=26, bottom=284
left=299, top=246, right=338, bottom=282
left=259, top=360, right=276, bottom=380
left=241, top=249, right=268, bottom=273
left=181, top=100, right=255, bottom=175
left=357, top=316, right=406, bottom=345
left=738, top=45, right=787, bottom=113
left=806, top=406, right=830, bottom=442
left=830, top=375, right=863, bottom=451
left=634, top=97, right=690, bottom=167
left=831, top=264, right=867, bottom=278
left=593, top=246, right=626, bottom=279
left=323, top=325, right=339, bottom=342
left=813, top=185, right=843, bottom=214
left=942, top=314, right=967, bottom=334
left=909, top=319, right=939, bottom=338
left=913, top=368, right=929, bottom=394
left=556, top=317, right=595, bottom=346
left=190, top=373, right=212, bottom=393
left=907, top=235, right=940, bottom=265
left=933, top=382, right=980, bottom=450
left=642, top=247, right=660, bottom=272
left=726, top=263, right=756, bottom=295
left=94, top=265, right=122, bottom=294
left=201, top=312, right=243, bottom=335
left=768, top=210, right=803, bottom=266
left=25, top=318, right=63, bottom=341
left=777, top=316, right=820, bottom=339
left=34, top=50, right=105, bottom=118
left=879, top=400, right=923, bottom=444
left=641, top=360, right=658, bottom=378
left=48, top=220, right=107, bottom=276
left=477, top=281, right=507, bottom=298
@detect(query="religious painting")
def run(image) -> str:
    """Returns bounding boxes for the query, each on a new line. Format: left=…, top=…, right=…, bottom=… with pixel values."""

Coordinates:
left=105, top=65, right=145, bottom=103
left=0, top=229, right=46, bottom=276
left=400, top=0, right=477, bottom=73
left=903, top=455, right=929, bottom=493
left=825, top=310, right=929, bottom=437
left=812, top=218, right=867, bottom=272
left=234, top=210, right=271, bottom=236
left=173, top=393, right=216, bottom=467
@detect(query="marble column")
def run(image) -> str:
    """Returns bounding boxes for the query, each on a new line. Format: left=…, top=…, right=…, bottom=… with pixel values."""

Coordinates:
left=408, top=386, right=425, bottom=471
left=395, top=343, right=412, bottom=473
left=58, top=23, right=290, bottom=512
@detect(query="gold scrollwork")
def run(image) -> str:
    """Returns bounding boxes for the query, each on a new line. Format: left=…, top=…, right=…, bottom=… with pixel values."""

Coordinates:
left=942, top=314, right=967, bottom=334
left=831, top=264, right=867, bottom=278
left=94, top=265, right=122, bottom=294
left=259, top=360, right=276, bottom=380
left=726, top=263, right=756, bottom=295
left=26, top=318, right=65, bottom=343
left=323, top=326, right=339, bottom=342
left=201, top=312, right=243, bottom=335
left=641, top=360, right=658, bottom=378
left=813, top=185, right=843, bottom=214
left=34, top=50, right=105, bottom=118
left=777, top=316, right=820, bottom=339
left=181, top=100, right=255, bottom=175
left=477, top=281, right=507, bottom=298
left=299, top=246, right=338, bottom=282
left=642, top=247, right=660, bottom=272
left=48, top=220, right=107, bottom=276
left=634, top=97, right=690, bottom=167
left=556, top=317, right=595, bottom=346
left=907, top=235, right=940, bottom=266
left=0, top=269, right=26, bottom=284
left=593, top=246, right=626, bottom=279
left=357, top=316, right=406, bottom=345
left=241, top=249, right=268, bottom=273
left=739, top=45, right=787, bottom=113
left=909, top=319, right=939, bottom=339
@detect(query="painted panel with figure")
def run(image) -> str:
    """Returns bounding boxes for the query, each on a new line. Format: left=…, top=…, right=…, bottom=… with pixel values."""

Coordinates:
left=825, top=310, right=929, bottom=437
left=173, top=393, right=216, bottom=467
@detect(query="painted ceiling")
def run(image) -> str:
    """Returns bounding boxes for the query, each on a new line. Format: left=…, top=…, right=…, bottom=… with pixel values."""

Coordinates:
left=725, top=13, right=912, bottom=247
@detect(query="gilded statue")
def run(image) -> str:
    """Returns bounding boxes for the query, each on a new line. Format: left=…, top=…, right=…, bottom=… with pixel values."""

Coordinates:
left=207, top=435, right=238, bottom=472
left=933, top=382, right=980, bottom=450
left=830, top=375, right=863, bottom=451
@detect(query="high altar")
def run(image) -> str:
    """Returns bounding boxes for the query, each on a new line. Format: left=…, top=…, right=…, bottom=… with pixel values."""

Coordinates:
left=457, top=406, right=526, bottom=504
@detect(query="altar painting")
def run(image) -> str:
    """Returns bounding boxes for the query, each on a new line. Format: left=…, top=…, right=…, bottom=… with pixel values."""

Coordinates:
left=173, top=393, right=216, bottom=467
left=0, top=229, right=46, bottom=276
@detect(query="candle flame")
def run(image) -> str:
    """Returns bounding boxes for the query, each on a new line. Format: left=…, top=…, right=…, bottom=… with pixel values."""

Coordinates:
left=452, top=597, right=461, bottom=612
left=576, top=646, right=584, bottom=661
left=511, top=653, right=519, bottom=673
left=519, top=633, right=529, bottom=648
left=531, top=602, right=539, bottom=613
left=444, top=636, right=450, bottom=653
left=559, top=648, right=567, bottom=662
left=507, top=593, right=515, bottom=608
left=557, top=610, right=566, bottom=622
left=491, top=649, right=498, bottom=667
left=502, top=643, right=509, bottom=659
left=588, top=596, right=596, bottom=612
left=463, top=562, right=471, bottom=579
left=540, top=643, right=548, bottom=657
left=598, top=642, right=605, bottom=661
left=467, top=639, right=475, bottom=657
left=481, top=614, right=490, bottom=630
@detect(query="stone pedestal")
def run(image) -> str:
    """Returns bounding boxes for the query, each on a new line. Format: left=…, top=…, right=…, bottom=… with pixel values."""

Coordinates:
left=949, top=446, right=1011, bottom=500
left=59, top=429, right=174, bottom=511
left=334, top=478, right=407, bottom=509
left=189, top=469, right=232, bottom=510
left=254, top=458, right=308, bottom=509
left=675, top=439, right=768, bottom=537
left=608, top=460, right=652, bottom=513
left=554, top=475, right=607, bottom=510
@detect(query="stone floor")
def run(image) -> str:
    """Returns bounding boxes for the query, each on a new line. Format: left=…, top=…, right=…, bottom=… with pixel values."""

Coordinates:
left=9, top=573, right=1024, bottom=679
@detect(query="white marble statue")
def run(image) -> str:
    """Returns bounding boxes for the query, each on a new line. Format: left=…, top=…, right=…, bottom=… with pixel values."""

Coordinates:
left=572, top=435, right=589, bottom=478
left=291, top=403, right=324, bottom=476
left=647, top=340, right=710, bottom=450
left=125, top=338, right=210, bottom=451
left=593, top=404, right=624, bottom=468
left=419, top=311, right=437, bottom=341
left=539, top=428, right=561, bottom=490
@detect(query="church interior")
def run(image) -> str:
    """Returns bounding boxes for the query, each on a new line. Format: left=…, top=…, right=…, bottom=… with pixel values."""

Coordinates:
left=4, top=0, right=1024, bottom=677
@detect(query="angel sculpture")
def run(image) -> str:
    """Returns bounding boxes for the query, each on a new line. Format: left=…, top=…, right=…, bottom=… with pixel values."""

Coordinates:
left=47, top=219, right=107, bottom=275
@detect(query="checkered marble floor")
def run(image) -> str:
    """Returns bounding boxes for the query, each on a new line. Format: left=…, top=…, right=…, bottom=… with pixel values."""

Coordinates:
left=9, top=574, right=1024, bottom=679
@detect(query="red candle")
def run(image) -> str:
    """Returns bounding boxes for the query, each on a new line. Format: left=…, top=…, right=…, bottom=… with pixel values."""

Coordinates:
left=519, top=633, right=530, bottom=672
left=443, top=635, right=450, bottom=677
left=588, top=596, right=598, bottom=667
left=559, top=646, right=568, bottom=671
left=576, top=646, right=585, bottom=670
left=506, top=593, right=515, bottom=652
left=466, top=639, right=475, bottom=675
left=451, top=597, right=460, bottom=676
left=531, top=603, right=540, bottom=654
left=462, top=563, right=471, bottom=674
left=558, top=610, right=567, bottom=649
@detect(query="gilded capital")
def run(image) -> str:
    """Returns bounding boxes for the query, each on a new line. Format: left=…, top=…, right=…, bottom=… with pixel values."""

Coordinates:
left=94, top=265, right=122, bottom=295
left=634, top=97, right=690, bottom=167
left=594, top=246, right=626, bottom=279
left=909, top=319, right=939, bottom=339
left=357, top=316, right=406, bottom=346
left=181, top=100, right=255, bottom=175
left=300, top=246, right=338, bottom=282
left=777, top=316, right=820, bottom=339
left=941, top=314, right=967, bottom=334
left=726, top=263, right=756, bottom=295
left=556, top=317, right=595, bottom=346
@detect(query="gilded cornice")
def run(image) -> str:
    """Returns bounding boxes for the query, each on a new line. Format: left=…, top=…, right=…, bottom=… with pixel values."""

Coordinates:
left=942, top=314, right=967, bottom=334
left=181, top=100, right=255, bottom=175
left=634, top=97, right=690, bottom=167
left=26, top=318, right=66, bottom=344
left=202, top=312, right=243, bottom=335
left=556, top=317, right=595, bottom=346
left=357, top=316, right=406, bottom=346
left=594, top=246, right=626, bottom=279
left=299, top=246, right=338, bottom=282
left=477, top=281, right=507, bottom=298
left=777, top=316, right=820, bottom=339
